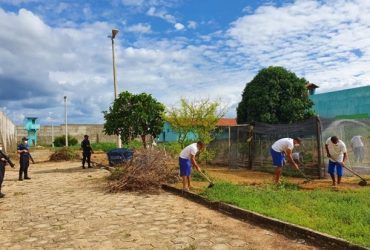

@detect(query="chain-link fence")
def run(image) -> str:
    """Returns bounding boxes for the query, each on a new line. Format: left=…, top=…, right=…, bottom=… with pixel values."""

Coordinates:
left=321, top=118, right=370, bottom=175
left=209, top=116, right=370, bottom=178
left=209, top=117, right=324, bottom=178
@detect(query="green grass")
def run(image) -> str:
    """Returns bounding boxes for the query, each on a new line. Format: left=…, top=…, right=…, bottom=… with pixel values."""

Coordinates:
left=90, top=142, right=117, bottom=152
left=200, top=182, right=370, bottom=247
left=335, top=113, right=369, bottom=119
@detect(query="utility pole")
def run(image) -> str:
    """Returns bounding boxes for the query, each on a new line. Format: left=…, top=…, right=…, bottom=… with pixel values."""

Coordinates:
left=64, top=96, right=68, bottom=147
left=109, top=28, right=122, bottom=148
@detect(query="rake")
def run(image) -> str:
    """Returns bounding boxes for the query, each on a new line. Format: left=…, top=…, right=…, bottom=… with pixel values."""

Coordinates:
left=198, top=170, right=215, bottom=188
left=329, top=158, right=367, bottom=186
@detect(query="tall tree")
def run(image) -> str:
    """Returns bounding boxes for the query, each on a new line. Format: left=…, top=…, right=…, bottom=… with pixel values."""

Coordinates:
left=237, top=66, right=315, bottom=124
left=166, top=98, right=227, bottom=147
left=103, top=91, right=165, bottom=148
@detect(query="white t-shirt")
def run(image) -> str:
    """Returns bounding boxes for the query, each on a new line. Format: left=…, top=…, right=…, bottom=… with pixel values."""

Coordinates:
left=326, top=137, right=347, bottom=162
left=271, top=138, right=294, bottom=153
left=351, top=136, right=364, bottom=148
left=179, top=143, right=198, bottom=160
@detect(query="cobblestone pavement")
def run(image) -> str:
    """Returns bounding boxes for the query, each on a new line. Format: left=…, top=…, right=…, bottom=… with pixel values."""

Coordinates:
left=0, top=161, right=317, bottom=250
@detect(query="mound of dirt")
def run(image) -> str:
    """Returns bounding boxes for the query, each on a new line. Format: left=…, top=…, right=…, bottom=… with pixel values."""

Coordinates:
left=107, top=148, right=179, bottom=193
left=49, top=148, right=80, bottom=161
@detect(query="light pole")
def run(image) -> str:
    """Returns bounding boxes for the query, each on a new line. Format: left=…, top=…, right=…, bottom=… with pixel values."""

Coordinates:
left=109, top=28, right=122, bottom=148
left=48, top=112, right=54, bottom=148
left=64, top=96, right=68, bottom=147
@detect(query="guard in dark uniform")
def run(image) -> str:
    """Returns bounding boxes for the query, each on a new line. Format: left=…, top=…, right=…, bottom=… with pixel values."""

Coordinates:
left=81, top=135, right=93, bottom=169
left=0, top=143, right=15, bottom=198
left=0, top=143, right=7, bottom=198
left=17, top=137, right=31, bottom=181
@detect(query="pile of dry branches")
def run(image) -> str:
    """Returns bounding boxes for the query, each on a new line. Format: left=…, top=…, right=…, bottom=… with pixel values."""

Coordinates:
left=107, top=148, right=179, bottom=193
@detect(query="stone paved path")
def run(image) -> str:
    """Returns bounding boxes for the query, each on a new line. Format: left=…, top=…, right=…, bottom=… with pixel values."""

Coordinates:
left=0, top=161, right=317, bottom=250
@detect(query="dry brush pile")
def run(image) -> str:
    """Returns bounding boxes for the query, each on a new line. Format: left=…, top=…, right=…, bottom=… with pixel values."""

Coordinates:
left=107, top=148, right=179, bottom=193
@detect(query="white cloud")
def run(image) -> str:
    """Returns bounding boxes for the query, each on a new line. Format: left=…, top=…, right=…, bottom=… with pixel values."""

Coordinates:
left=146, top=6, right=176, bottom=24
left=174, top=22, right=184, bottom=30
left=0, top=7, right=243, bottom=124
left=187, top=20, right=197, bottom=29
left=227, top=0, right=370, bottom=93
left=126, top=23, right=151, bottom=33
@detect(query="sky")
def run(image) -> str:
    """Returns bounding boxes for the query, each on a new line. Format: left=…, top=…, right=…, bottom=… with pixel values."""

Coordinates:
left=0, top=0, right=370, bottom=125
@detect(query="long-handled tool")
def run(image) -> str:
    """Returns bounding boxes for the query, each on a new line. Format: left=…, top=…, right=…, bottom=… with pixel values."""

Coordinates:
left=329, top=158, right=367, bottom=186
left=198, top=170, right=214, bottom=188
left=296, top=167, right=312, bottom=183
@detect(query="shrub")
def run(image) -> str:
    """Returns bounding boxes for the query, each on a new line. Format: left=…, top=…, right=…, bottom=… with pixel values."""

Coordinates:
left=91, top=142, right=117, bottom=152
left=158, top=142, right=182, bottom=157
left=198, top=149, right=216, bottom=164
left=54, top=135, right=78, bottom=147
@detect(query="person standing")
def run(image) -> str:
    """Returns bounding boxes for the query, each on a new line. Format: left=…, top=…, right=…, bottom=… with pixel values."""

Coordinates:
left=81, top=135, right=94, bottom=169
left=17, top=137, right=31, bottom=181
left=179, top=141, right=205, bottom=191
left=350, top=135, right=364, bottom=163
left=0, top=143, right=15, bottom=198
left=270, top=137, right=301, bottom=184
left=325, top=136, right=347, bottom=186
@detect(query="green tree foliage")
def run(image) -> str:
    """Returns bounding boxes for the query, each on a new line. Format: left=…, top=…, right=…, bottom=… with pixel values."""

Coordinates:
left=166, top=98, right=226, bottom=147
left=103, top=91, right=165, bottom=148
left=53, top=135, right=78, bottom=147
left=237, top=66, right=315, bottom=124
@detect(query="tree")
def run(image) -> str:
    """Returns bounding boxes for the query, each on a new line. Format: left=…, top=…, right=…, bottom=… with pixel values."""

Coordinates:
left=166, top=98, right=227, bottom=148
left=237, top=66, right=315, bottom=124
left=103, top=91, right=165, bottom=148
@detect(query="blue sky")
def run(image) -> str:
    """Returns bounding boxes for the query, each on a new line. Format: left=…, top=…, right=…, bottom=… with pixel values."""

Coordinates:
left=0, top=0, right=369, bottom=125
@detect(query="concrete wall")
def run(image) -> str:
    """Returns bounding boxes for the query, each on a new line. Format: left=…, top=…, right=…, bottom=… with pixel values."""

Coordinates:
left=310, top=85, right=370, bottom=118
left=16, top=124, right=116, bottom=146
left=0, top=111, right=17, bottom=151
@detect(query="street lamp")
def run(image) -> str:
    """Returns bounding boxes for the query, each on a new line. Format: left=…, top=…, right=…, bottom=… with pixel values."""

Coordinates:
left=48, top=112, right=55, bottom=148
left=64, top=96, right=68, bottom=147
left=109, top=28, right=122, bottom=148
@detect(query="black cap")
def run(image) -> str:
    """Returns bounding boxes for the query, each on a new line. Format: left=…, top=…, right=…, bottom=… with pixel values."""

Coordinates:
left=22, top=137, right=28, bottom=141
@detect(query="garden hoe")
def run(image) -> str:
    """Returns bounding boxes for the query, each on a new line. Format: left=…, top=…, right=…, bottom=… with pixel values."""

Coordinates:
left=297, top=168, right=312, bottom=184
left=329, top=158, right=367, bottom=186
left=198, top=170, right=214, bottom=188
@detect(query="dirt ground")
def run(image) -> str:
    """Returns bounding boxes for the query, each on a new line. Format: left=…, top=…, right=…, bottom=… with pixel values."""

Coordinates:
left=1, top=150, right=317, bottom=249
left=91, top=151, right=369, bottom=191
left=204, top=166, right=370, bottom=191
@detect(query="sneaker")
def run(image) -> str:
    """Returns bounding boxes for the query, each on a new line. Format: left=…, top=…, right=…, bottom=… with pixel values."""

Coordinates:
left=24, top=177, right=31, bottom=180
left=0, top=193, right=5, bottom=198
left=88, top=166, right=93, bottom=168
left=82, top=166, right=86, bottom=169
left=19, top=178, right=23, bottom=181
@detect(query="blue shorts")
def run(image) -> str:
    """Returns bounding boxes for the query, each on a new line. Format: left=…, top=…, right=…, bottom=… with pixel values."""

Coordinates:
left=328, top=160, right=343, bottom=176
left=270, top=148, right=285, bottom=167
left=179, top=157, right=191, bottom=176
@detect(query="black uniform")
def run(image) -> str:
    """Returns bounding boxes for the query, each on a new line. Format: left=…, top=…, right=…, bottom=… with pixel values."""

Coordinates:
left=18, top=143, right=31, bottom=180
left=0, top=158, right=6, bottom=197
left=81, top=138, right=93, bottom=168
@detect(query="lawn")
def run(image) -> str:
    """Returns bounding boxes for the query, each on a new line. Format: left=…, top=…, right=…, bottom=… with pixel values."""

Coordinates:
left=199, top=181, right=370, bottom=247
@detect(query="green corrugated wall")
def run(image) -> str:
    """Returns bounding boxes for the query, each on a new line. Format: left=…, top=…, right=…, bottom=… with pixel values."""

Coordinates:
left=309, top=85, right=370, bottom=118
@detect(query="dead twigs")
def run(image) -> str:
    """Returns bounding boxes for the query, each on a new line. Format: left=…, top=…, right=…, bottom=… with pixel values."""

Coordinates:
left=107, top=148, right=179, bottom=193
